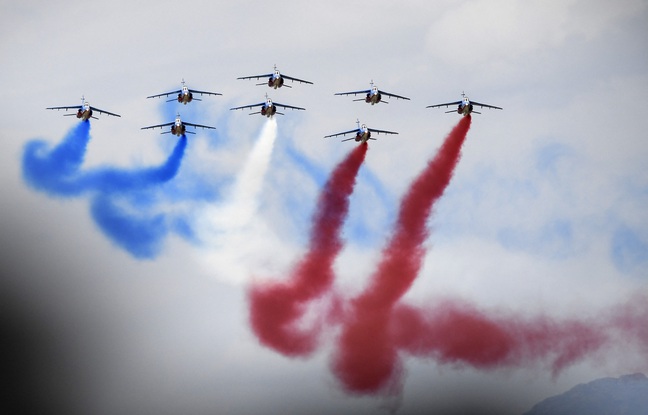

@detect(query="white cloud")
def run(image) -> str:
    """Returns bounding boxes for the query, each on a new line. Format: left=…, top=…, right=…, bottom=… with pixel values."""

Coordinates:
left=425, top=0, right=646, bottom=68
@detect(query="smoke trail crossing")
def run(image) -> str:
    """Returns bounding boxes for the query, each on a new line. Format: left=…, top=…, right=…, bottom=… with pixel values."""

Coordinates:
left=221, top=118, right=648, bottom=400
left=333, top=117, right=472, bottom=393
left=249, top=143, right=369, bottom=356
left=329, top=117, right=648, bottom=396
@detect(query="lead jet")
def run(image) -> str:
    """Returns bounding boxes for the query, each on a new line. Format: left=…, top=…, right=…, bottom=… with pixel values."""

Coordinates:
left=230, top=94, right=305, bottom=118
left=237, top=65, right=313, bottom=89
left=334, top=80, right=410, bottom=105
left=47, top=96, right=120, bottom=120
left=324, top=119, right=398, bottom=144
left=146, top=79, right=222, bottom=104
left=141, top=113, right=215, bottom=136
left=426, top=92, right=502, bottom=116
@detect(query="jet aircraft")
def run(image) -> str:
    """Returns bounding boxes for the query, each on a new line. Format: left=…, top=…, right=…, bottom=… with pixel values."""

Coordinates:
left=46, top=96, right=120, bottom=120
left=324, top=119, right=398, bottom=144
left=427, top=92, right=502, bottom=116
left=141, top=113, right=215, bottom=136
left=146, top=79, right=222, bottom=104
left=237, top=65, right=313, bottom=89
left=230, top=94, right=305, bottom=118
left=334, top=80, right=410, bottom=105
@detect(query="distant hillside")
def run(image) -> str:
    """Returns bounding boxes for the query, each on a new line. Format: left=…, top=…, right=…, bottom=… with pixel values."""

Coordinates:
left=523, top=373, right=648, bottom=415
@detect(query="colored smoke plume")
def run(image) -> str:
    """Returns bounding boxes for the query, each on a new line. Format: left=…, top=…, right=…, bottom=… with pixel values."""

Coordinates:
left=23, top=122, right=187, bottom=196
left=22, top=121, right=92, bottom=195
left=205, top=118, right=277, bottom=231
left=391, top=300, right=607, bottom=374
left=22, top=121, right=188, bottom=258
left=235, top=118, right=647, bottom=399
left=89, top=193, right=170, bottom=259
left=249, top=143, right=368, bottom=356
left=333, top=116, right=472, bottom=393
left=390, top=295, right=648, bottom=376
left=199, top=119, right=278, bottom=283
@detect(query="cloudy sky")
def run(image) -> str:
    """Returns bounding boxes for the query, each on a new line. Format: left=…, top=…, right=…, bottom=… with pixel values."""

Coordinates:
left=2, top=1, right=647, bottom=414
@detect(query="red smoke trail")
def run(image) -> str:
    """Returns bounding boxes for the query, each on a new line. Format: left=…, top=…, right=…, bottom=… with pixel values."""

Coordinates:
left=249, top=143, right=368, bottom=356
left=391, top=294, right=648, bottom=376
left=333, top=117, right=472, bottom=393
left=390, top=300, right=609, bottom=374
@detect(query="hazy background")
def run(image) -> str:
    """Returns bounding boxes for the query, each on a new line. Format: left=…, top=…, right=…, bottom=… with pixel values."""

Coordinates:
left=2, top=1, right=647, bottom=414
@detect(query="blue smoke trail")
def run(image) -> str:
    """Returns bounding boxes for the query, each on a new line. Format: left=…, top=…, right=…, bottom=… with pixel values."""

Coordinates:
left=22, top=121, right=92, bottom=195
left=79, top=136, right=187, bottom=194
left=90, top=193, right=168, bottom=259
left=21, top=121, right=191, bottom=259
left=22, top=122, right=187, bottom=196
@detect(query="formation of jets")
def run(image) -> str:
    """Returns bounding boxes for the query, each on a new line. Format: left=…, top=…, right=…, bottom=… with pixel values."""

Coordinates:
left=230, top=66, right=309, bottom=117
left=140, top=79, right=219, bottom=134
left=47, top=65, right=502, bottom=144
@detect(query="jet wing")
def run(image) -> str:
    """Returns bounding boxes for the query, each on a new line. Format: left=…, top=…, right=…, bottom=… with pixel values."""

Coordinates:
left=89, top=106, right=121, bottom=117
left=46, top=105, right=82, bottom=111
left=272, top=102, right=305, bottom=111
left=237, top=73, right=273, bottom=81
left=426, top=100, right=462, bottom=109
left=141, top=121, right=175, bottom=130
left=146, top=90, right=182, bottom=99
left=324, top=129, right=358, bottom=139
left=188, top=88, right=222, bottom=97
left=368, top=128, right=398, bottom=135
left=334, top=89, right=371, bottom=97
left=183, top=121, right=216, bottom=130
left=230, top=102, right=265, bottom=111
left=281, top=74, right=313, bottom=85
left=469, top=100, right=503, bottom=110
left=379, top=90, right=410, bottom=100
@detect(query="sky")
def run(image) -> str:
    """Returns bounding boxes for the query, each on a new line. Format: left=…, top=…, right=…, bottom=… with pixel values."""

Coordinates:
left=2, top=0, right=648, bottom=414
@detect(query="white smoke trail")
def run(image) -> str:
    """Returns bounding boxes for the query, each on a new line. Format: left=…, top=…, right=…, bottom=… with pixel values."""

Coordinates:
left=197, top=119, right=287, bottom=284
left=212, top=118, right=277, bottom=229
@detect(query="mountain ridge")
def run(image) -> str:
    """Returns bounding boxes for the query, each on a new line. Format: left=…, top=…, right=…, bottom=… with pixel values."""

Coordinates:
left=523, top=373, right=648, bottom=415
